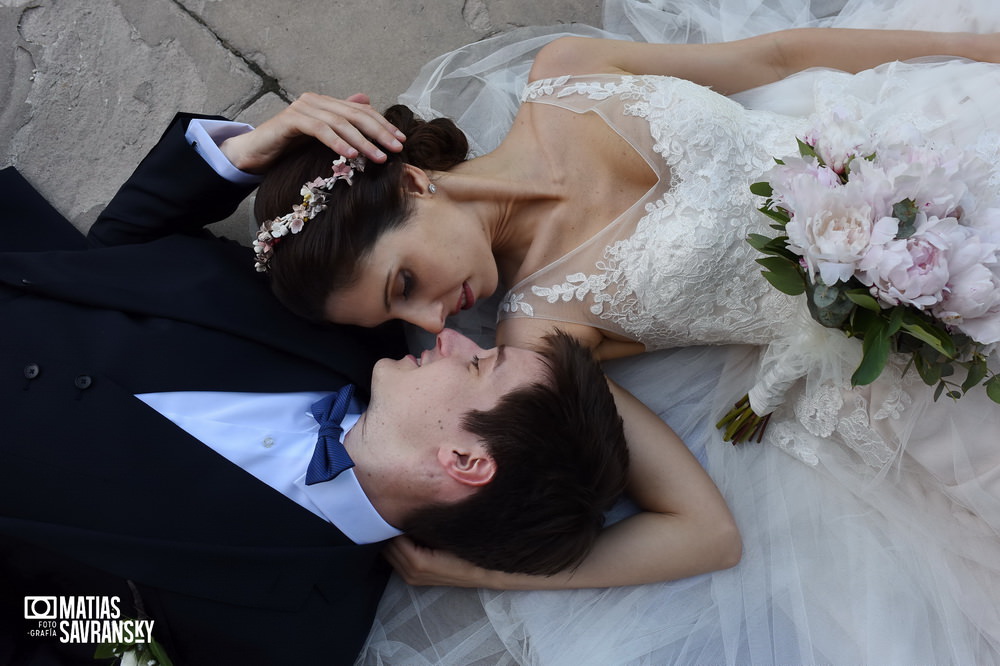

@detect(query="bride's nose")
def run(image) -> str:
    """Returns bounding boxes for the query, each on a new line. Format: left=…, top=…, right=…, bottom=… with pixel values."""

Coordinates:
left=406, top=300, right=447, bottom=333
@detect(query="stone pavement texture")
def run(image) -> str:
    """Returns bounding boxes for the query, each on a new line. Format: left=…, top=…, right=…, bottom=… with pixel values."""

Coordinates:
left=1, top=0, right=602, bottom=241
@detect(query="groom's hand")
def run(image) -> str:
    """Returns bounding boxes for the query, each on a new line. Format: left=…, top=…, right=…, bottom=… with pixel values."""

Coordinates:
left=220, top=92, right=406, bottom=173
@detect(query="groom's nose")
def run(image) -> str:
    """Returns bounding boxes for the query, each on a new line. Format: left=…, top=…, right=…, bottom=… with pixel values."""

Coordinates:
left=435, top=328, right=483, bottom=359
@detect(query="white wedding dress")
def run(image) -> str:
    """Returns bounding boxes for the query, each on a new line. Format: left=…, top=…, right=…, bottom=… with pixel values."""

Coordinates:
left=360, top=1, right=1000, bottom=664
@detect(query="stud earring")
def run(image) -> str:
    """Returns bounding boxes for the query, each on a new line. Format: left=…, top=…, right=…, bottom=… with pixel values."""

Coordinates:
left=428, top=183, right=437, bottom=194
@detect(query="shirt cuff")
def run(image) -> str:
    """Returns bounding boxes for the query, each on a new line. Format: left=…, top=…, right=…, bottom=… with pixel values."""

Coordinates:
left=185, top=118, right=263, bottom=186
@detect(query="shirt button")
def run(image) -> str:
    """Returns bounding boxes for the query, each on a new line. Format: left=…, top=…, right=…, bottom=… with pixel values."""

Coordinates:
left=74, top=375, right=93, bottom=390
left=262, top=437, right=275, bottom=448
left=23, top=363, right=40, bottom=380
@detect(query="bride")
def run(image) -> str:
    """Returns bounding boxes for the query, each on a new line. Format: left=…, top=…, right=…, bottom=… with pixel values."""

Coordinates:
left=239, top=0, right=1000, bottom=662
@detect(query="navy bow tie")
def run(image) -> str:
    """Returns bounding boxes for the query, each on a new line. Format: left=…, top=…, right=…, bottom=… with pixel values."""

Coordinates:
left=305, top=384, right=357, bottom=485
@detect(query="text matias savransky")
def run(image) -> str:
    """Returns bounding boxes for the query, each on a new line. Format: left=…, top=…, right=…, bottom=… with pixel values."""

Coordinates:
left=24, top=595, right=155, bottom=644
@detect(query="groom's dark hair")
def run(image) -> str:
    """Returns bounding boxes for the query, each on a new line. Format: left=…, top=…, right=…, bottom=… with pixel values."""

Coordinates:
left=401, top=331, right=629, bottom=576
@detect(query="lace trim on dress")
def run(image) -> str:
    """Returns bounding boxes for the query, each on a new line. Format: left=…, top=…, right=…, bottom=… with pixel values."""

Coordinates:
left=501, top=73, right=803, bottom=349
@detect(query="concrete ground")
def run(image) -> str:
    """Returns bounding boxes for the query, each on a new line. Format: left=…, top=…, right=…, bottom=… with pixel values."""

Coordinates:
left=1, top=0, right=603, bottom=241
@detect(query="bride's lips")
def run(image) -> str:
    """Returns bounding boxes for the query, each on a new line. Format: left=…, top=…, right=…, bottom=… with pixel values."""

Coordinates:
left=451, top=281, right=476, bottom=315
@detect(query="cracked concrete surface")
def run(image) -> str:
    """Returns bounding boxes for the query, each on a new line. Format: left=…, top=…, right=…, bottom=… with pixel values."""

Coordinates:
left=0, top=0, right=602, bottom=240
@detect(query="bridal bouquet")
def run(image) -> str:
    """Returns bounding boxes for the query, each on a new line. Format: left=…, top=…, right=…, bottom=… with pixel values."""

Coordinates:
left=719, top=111, right=1000, bottom=443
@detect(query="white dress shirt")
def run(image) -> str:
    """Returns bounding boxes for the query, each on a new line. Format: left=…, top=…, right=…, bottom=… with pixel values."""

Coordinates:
left=138, top=122, right=402, bottom=544
left=137, top=391, right=402, bottom=544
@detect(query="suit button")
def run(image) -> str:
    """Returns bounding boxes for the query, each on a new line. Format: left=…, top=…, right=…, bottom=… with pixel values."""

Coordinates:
left=74, top=375, right=93, bottom=390
left=23, top=363, right=40, bottom=379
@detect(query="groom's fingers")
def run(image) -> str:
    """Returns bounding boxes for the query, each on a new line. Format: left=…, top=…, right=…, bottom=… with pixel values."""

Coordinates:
left=220, top=92, right=405, bottom=173
left=288, top=92, right=406, bottom=162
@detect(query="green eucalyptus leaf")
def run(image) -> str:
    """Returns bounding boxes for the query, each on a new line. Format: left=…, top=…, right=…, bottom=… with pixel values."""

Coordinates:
left=759, top=206, right=790, bottom=225
left=845, top=289, right=881, bottom=312
left=747, top=233, right=772, bottom=251
left=797, top=138, right=820, bottom=162
left=917, top=353, right=943, bottom=385
left=987, top=375, right=1000, bottom=404
left=934, top=381, right=946, bottom=400
left=852, top=319, right=890, bottom=386
left=750, top=181, right=773, bottom=197
left=887, top=306, right=904, bottom=336
left=962, top=358, right=989, bottom=391
left=912, top=352, right=931, bottom=386
left=807, top=281, right=855, bottom=328
left=765, top=241, right=799, bottom=262
left=747, top=234, right=800, bottom=262
left=757, top=257, right=806, bottom=295
left=893, top=199, right=919, bottom=239
left=900, top=318, right=955, bottom=357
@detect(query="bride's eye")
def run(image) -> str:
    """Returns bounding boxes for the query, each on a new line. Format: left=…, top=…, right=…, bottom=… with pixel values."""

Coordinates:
left=401, top=271, right=415, bottom=300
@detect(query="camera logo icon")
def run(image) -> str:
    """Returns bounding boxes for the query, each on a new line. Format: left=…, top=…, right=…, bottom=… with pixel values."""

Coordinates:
left=24, top=596, right=57, bottom=620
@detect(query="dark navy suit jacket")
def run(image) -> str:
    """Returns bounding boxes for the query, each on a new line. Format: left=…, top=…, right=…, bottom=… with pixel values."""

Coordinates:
left=0, top=115, right=405, bottom=665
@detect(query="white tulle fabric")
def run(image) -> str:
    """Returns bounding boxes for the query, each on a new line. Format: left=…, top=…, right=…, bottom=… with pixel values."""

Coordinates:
left=362, top=1, right=1000, bottom=664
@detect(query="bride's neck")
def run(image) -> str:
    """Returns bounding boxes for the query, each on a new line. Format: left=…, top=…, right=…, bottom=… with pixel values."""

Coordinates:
left=438, top=150, right=564, bottom=280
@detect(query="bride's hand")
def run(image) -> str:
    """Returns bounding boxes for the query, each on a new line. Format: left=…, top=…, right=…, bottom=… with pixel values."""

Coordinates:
left=220, top=92, right=405, bottom=173
left=383, top=536, right=493, bottom=588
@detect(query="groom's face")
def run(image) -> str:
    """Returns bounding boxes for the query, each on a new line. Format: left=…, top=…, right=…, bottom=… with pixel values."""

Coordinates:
left=355, top=329, right=547, bottom=486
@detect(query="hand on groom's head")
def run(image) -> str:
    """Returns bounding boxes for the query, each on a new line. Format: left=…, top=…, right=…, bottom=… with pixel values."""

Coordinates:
left=221, top=92, right=407, bottom=174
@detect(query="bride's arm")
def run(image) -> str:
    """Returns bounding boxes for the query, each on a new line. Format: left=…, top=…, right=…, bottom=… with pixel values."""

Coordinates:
left=530, top=30, right=999, bottom=95
left=384, top=379, right=741, bottom=590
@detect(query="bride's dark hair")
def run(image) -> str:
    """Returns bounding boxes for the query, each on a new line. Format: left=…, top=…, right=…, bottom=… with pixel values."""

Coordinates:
left=254, top=105, right=469, bottom=321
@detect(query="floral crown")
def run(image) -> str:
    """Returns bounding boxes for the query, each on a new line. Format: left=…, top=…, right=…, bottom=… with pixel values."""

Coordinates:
left=253, top=155, right=366, bottom=272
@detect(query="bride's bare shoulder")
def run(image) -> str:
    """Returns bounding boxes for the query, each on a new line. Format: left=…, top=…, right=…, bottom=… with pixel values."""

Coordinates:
left=528, top=36, right=627, bottom=82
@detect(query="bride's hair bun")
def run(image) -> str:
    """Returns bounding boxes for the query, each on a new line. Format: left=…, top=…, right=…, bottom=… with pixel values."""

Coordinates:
left=384, top=104, right=469, bottom=170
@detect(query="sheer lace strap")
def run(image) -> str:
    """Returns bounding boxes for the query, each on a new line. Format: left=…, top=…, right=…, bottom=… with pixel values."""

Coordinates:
left=499, top=75, right=676, bottom=339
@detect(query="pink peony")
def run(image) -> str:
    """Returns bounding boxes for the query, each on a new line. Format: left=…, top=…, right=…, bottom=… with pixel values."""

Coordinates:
left=932, top=230, right=1000, bottom=343
left=859, top=214, right=961, bottom=309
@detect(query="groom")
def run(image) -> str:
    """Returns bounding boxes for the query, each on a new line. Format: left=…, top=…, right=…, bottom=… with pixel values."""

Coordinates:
left=0, top=108, right=627, bottom=665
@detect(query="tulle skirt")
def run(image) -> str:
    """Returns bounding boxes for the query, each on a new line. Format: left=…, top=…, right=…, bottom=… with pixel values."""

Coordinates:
left=362, top=1, right=1000, bottom=663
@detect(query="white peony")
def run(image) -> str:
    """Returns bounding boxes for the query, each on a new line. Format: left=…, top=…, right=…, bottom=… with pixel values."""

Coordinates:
left=784, top=183, right=895, bottom=286
left=803, top=103, right=873, bottom=174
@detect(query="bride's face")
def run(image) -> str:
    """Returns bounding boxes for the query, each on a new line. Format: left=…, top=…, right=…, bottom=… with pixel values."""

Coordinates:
left=323, top=200, right=498, bottom=332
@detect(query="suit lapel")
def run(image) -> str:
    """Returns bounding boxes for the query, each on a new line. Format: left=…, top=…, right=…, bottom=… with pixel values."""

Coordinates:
left=2, top=374, right=374, bottom=609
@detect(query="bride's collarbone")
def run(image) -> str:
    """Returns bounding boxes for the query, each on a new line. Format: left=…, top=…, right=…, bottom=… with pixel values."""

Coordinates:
left=499, top=108, right=656, bottom=282
left=505, top=163, right=654, bottom=283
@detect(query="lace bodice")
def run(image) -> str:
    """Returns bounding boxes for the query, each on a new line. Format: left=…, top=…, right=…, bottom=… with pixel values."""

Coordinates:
left=496, top=72, right=1000, bottom=471
left=499, top=74, right=805, bottom=349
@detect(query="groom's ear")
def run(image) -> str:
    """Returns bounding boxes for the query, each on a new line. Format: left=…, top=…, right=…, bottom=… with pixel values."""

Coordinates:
left=401, top=164, right=433, bottom=197
left=437, top=444, right=496, bottom=487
